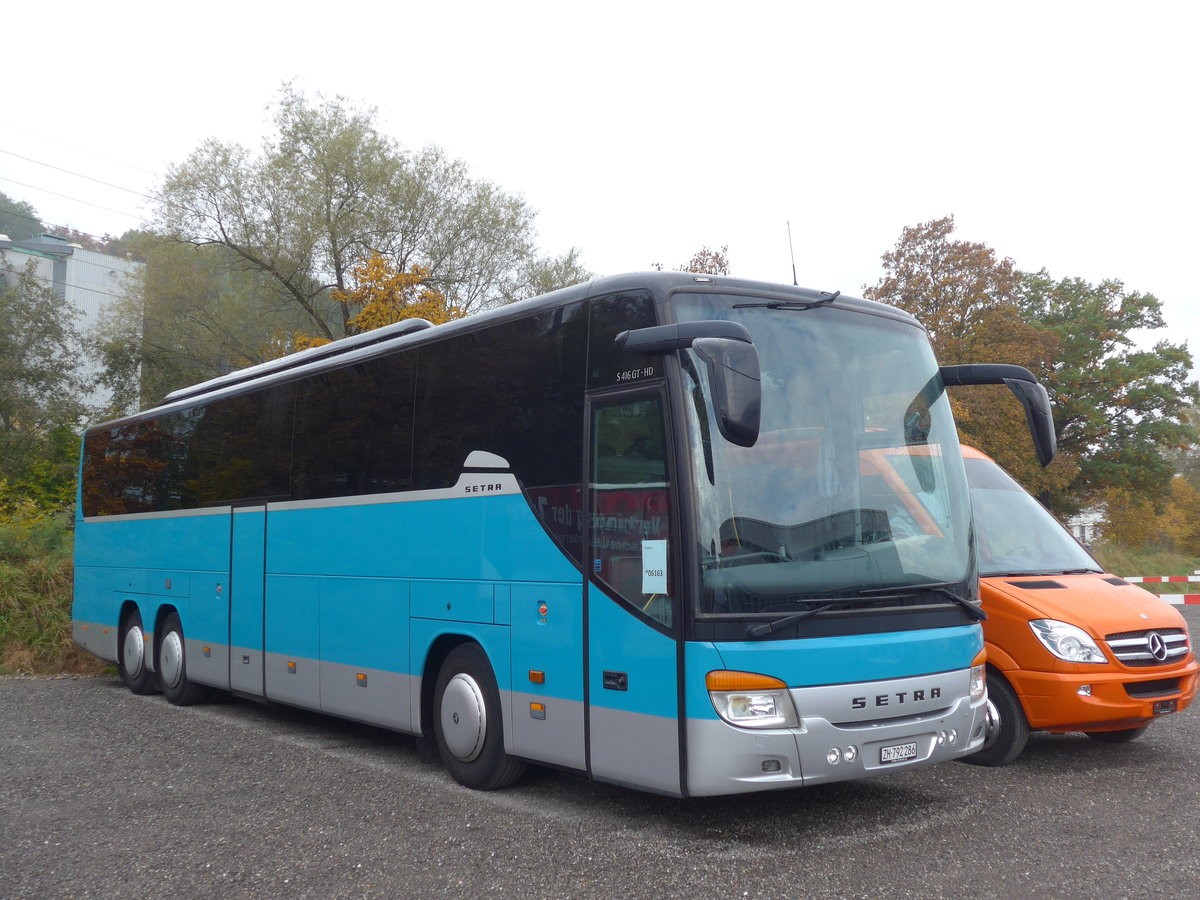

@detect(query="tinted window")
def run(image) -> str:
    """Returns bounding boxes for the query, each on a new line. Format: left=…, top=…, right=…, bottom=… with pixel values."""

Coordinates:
left=587, top=291, right=658, bottom=389
left=413, top=304, right=587, bottom=491
left=82, top=383, right=295, bottom=516
left=292, top=354, right=415, bottom=499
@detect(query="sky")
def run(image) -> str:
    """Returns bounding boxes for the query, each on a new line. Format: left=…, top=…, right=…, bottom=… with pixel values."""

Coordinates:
left=3, top=1, right=1197, bottom=379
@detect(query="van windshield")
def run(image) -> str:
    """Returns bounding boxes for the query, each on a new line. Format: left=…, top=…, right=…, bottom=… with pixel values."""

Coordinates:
left=965, top=456, right=1101, bottom=576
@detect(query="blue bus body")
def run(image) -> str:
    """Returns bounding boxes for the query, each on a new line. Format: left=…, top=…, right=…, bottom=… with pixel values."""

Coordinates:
left=74, top=272, right=991, bottom=796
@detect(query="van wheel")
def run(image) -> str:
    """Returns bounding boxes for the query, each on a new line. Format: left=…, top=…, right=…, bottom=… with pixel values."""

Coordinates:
left=1085, top=725, right=1149, bottom=743
left=433, top=643, right=525, bottom=790
left=158, top=612, right=212, bottom=706
left=962, top=672, right=1028, bottom=766
left=118, top=608, right=158, bottom=695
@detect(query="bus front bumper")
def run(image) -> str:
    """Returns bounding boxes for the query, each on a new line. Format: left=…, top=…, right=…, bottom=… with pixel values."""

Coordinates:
left=686, top=672, right=987, bottom=797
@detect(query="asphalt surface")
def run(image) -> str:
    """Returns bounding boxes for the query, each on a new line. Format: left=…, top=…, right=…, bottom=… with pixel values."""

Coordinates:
left=3, top=607, right=1198, bottom=900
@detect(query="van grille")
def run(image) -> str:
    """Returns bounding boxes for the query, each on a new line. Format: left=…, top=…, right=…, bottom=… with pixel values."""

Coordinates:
left=1104, top=629, right=1190, bottom=667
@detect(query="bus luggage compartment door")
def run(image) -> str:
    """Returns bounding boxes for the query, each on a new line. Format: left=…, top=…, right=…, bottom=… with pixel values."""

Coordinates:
left=229, top=505, right=266, bottom=697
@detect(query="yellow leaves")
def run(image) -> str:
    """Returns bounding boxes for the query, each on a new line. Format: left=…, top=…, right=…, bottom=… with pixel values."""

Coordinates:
left=269, top=253, right=463, bottom=358
left=332, top=252, right=464, bottom=331
left=257, top=330, right=331, bottom=362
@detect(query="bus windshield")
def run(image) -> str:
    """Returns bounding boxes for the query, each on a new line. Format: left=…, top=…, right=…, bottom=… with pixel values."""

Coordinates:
left=964, top=455, right=1101, bottom=576
left=672, top=293, right=974, bottom=617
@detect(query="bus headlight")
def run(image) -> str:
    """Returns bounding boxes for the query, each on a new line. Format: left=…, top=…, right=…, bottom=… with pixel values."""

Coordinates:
left=706, top=671, right=800, bottom=729
left=1029, top=619, right=1107, bottom=664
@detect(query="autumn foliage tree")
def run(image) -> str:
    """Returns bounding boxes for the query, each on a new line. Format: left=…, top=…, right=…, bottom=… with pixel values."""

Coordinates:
left=866, top=215, right=1199, bottom=526
left=284, top=252, right=465, bottom=353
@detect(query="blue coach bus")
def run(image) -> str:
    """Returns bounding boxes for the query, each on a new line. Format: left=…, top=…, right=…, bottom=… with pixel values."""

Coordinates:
left=72, top=272, right=1054, bottom=796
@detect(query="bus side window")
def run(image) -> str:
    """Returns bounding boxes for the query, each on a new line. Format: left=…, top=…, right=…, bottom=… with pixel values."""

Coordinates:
left=590, top=397, right=674, bottom=629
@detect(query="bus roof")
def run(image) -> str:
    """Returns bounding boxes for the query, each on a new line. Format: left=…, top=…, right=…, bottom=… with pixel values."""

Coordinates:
left=89, top=271, right=917, bottom=434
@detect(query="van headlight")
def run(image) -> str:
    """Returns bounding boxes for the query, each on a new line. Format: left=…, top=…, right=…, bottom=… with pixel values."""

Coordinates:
left=706, top=671, right=800, bottom=729
left=1029, top=619, right=1107, bottom=664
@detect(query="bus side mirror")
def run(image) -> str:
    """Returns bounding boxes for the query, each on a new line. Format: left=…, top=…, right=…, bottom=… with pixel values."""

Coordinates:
left=939, top=364, right=1057, bottom=467
left=615, top=321, right=762, bottom=447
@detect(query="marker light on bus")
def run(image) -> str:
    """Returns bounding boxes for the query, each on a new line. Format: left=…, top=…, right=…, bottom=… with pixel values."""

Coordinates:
left=969, top=649, right=987, bottom=701
left=706, top=671, right=800, bottom=729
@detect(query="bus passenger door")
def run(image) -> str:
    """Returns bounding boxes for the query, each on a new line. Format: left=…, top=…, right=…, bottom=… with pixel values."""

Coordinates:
left=229, top=504, right=266, bottom=697
left=586, top=394, right=682, bottom=795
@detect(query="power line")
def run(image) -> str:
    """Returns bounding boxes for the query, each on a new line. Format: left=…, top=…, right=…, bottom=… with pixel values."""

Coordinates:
left=0, top=147, right=156, bottom=201
left=0, top=120, right=163, bottom=180
left=0, top=201, right=140, bottom=247
left=0, top=175, right=148, bottom=223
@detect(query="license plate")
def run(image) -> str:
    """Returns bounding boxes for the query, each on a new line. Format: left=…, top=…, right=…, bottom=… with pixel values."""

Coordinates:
left=880, top=741, right=918, bottom=764
left=1154, top=699, right=1178, bottom=715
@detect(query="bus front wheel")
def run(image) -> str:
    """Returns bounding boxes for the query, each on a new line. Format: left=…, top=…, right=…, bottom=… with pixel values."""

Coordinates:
left=433, top=643, right=525, bottom=790
left=118, top=608, right=158, bottom=695
left=158, top=612, right=212, bottom=706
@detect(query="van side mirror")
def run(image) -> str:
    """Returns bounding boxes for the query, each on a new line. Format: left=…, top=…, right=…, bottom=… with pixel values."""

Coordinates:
left=616, top=321, right=761, bottom=447
left=939, top=364, right=1057, bottom=467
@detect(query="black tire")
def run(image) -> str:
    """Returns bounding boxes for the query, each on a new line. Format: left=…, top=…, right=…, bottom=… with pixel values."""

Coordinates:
left=157, top=612, right=212, bottom=706
left=117, top=608, right=158, bottom=695
left=432, top=643, right=525, bottom=790
left=1085, top=724, right=1149, bottom=743
left=962, top=671, right=1029, bottom=767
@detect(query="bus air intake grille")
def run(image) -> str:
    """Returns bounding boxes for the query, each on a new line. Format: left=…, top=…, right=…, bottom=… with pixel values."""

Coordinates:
left=1104, top=629, right=1190, bottom=667
left=1005, top=580, right=1066, bottom=589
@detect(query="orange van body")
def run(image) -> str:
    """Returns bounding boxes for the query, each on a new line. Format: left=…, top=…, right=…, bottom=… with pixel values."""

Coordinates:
left=963, top=446, right=1198, bottom=764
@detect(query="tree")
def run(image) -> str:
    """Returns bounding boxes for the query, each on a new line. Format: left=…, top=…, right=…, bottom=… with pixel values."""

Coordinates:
left=865, top=216, right=1199, bottom=518
left=283, top=252, right=465, bottom=354
left=154, top=84, right=589, bottom=343
left=92, top=234, right=326, bottom=411
left=1018, top=270, right=1199, bottom=513
left=865, top=216, right=1020, bottom=363
left=0, top=191, right=43, bottom=241
left=864, top=217, right=1073, bottom=499
left=653, top=244, right=731, bottom=275
left=0, top=259, right=87, bottom=510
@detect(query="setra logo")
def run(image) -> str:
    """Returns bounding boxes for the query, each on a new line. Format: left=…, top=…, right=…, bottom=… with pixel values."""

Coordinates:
left=851, top=687, right=941, bottom=709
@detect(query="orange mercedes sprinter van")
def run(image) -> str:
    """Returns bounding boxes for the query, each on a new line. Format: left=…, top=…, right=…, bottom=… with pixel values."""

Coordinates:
left=962, top=446, right=1198, bottom=765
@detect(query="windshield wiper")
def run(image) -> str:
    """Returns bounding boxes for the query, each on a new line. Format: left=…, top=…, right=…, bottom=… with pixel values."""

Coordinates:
left=744, top=591, right=905, bottom=639
left=858, top=581, right=987, bottom=621
left=745, top=603, right=837, bottom=639
left=733, top=291, right=840, bottom=311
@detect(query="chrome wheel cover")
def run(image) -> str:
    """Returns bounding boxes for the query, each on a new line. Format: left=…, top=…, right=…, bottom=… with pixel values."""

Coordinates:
left=122, top=624, right=145, bottom=677
left=981, top=697, right=1000, bottom=750
left=160, top=629, right=184, bottom=690
left=440, top=673, right=487, bottom=762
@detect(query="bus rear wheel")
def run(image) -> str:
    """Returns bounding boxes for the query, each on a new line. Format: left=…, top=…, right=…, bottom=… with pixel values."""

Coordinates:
left=433, top=643, right=525, bottom=790
left=158, top=612, right=212, bottom=706
left=118, top=608, right=158, bottom=695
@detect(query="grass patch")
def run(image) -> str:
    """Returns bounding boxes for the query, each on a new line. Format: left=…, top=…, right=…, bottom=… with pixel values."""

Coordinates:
left=1090, top=543, right=1200, bottom=594
left=0, top=510, right=106, bottom=676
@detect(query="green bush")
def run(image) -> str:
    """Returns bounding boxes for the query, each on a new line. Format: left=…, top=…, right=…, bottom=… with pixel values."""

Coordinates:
left=0, top=507, right=104, bottom=675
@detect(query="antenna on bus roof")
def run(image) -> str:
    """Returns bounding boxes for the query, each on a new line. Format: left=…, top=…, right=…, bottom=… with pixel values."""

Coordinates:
left=786, top=220, right=798, bottom=286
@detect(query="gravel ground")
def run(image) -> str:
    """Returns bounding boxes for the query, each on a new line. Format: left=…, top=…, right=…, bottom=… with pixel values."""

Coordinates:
left=2, top=607, right=1197, bottom=900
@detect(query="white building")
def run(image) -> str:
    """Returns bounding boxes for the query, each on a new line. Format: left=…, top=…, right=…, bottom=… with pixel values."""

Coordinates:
left=0, top=231, right=142, bottom=409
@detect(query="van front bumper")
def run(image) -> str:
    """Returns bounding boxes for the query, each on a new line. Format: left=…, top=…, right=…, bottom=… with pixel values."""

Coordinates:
left=1008, top=661, right=1199, bottom=732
